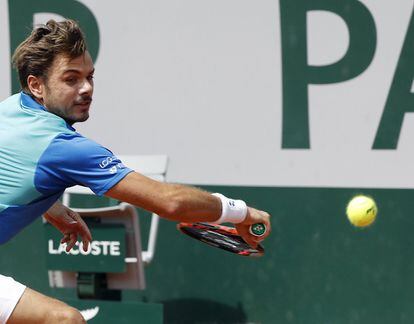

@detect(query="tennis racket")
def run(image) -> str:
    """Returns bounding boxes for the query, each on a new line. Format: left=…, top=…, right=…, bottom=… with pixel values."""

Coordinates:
left=177, top=222, right=265, bottom=257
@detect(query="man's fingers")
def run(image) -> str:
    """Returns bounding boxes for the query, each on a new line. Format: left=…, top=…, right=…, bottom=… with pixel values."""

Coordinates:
left=71, top=212, right=92, bottom=242
left=79, top=220, right=92, bottom=242
left=65, top=233, right=77, bottom=252
left=245, top=208, right=272, bottom=240
left=60, top=233, right=70, bottom=244
left=245, top=237, right=258, bottom=249
left=76, top=216, right=92, bottom=252
left=62, top=232, right=90, bottom=252
left=82, top=237, right=90, bottom=252
left=61, top=215, right=92, bottom=252
left=243, top=234, right=259, bottom=248
left=66, top=211, right=92, bottom=252
left=236, top=225, right=260, bottom=249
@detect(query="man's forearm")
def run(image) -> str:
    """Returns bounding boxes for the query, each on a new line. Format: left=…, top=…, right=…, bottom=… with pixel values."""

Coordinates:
left=105, top=172, right=222, bottom=222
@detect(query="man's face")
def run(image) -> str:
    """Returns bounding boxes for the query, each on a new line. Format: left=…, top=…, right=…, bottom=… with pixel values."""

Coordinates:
left=40, top=51, right=94, bottom=125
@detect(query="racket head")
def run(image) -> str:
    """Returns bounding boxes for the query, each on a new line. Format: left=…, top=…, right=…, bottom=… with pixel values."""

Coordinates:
left=177, top=222, right=264, bottom=257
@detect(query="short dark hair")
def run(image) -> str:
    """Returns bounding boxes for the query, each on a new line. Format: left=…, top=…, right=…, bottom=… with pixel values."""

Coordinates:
left=12, top=19, right=87, bottom=92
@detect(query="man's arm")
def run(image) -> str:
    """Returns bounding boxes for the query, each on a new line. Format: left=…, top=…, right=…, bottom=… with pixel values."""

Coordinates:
left=105, top=172, right=221, bottom=222
left=105, top=172, right=271, bottom=246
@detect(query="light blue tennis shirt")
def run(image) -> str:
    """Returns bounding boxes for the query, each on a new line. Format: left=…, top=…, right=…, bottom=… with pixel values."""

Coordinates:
left=0, top=92, right=133, bottom=243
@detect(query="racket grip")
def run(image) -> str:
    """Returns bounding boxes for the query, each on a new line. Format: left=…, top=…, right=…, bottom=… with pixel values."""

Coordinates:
left=249, top=223, right=267, bottom=237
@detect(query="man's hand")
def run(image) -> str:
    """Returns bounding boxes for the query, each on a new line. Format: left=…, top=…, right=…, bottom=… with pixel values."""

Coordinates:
left=235, top=207, right=271, bottom=248
left=44, top=201, right=92, bottom=252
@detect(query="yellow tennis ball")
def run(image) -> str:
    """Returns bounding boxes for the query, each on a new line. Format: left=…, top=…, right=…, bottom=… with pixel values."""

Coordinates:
left=346, top=195, right=377, bottom=227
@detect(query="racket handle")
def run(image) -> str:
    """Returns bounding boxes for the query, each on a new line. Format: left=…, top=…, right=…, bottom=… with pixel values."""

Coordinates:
left=249, top=223, right=267, bottom=237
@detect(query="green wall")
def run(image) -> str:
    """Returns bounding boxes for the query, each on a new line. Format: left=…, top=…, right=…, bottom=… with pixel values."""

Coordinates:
left=1, top=185, right=413, bottom=323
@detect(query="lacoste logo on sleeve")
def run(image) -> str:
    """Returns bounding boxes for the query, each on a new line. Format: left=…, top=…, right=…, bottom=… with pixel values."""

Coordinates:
left=99, top=156, right=116, bottom=168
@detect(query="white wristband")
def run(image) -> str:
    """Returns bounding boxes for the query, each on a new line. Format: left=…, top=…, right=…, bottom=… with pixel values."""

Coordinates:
left=211, top=193, right=247, bottom=224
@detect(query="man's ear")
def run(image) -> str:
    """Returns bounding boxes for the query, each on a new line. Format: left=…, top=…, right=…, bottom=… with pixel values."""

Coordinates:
left=27, top=75, right=44, bottom=101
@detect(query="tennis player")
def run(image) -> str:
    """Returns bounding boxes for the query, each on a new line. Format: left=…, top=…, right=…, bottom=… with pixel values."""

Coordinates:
left=0, top=19, right=271, bottom=323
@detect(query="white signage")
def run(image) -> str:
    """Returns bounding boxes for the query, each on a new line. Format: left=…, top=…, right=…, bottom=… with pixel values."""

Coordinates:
left=2, top=0, right=414, bottom=188
left=48, top=239, right=121, bottom=256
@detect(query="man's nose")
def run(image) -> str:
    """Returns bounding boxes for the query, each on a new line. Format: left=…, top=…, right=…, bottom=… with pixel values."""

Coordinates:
left=80, top=79, right=93, bottom=95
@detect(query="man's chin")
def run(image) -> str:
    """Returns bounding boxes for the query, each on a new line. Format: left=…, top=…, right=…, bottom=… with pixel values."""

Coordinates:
left=67, top=113, right=89, bottom=125
left=76, top=113, right=90, bottom=123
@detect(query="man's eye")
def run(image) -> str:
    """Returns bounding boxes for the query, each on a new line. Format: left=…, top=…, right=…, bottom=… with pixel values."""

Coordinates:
left=87, top=75, right=94, bottom=81
left=65, top=78, right=77, bottom=84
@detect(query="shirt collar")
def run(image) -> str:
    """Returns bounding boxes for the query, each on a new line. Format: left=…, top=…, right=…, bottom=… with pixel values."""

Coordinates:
left=20, top=91, right=47, bottom=111
left=19, top=91, right=76, bottom=131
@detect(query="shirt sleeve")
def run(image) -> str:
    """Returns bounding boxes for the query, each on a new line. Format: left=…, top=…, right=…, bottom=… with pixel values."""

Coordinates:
left=34, top=132, right=134, bottom=196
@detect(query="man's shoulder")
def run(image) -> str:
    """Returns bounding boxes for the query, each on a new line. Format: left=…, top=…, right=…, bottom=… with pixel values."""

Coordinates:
left=52, top=132, right=103, bottom=148
left=44, top=133, right=113, bottom=163
left=0, top=93, right=22, bottom=109
left=0, top=92, right=75, bottom=137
